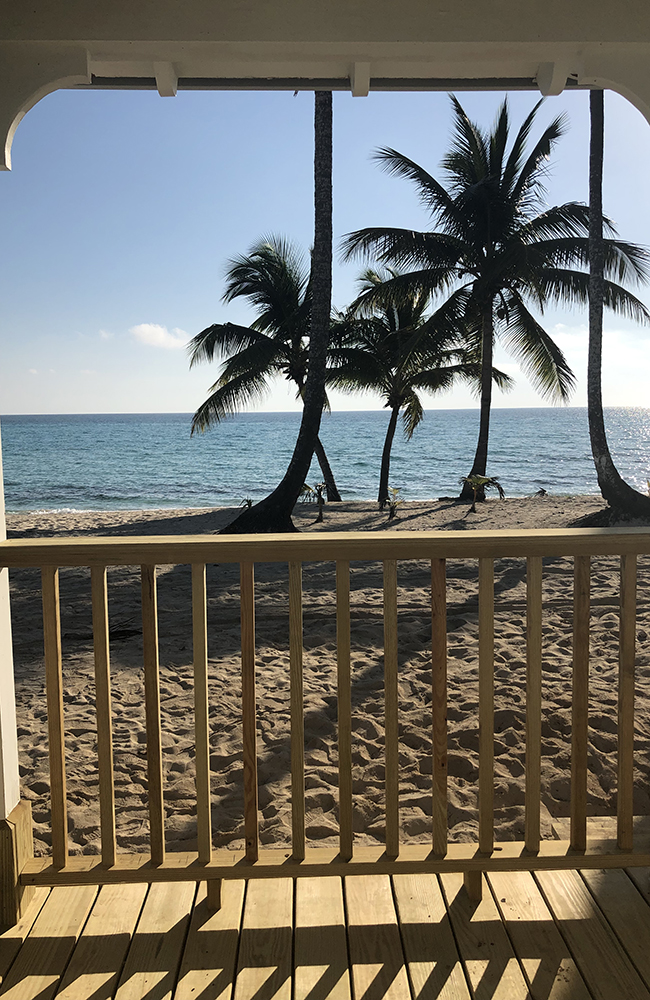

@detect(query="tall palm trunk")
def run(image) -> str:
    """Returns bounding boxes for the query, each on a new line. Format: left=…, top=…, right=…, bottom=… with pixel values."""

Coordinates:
left=587, top=90, right=650, bottom=516
left=314, top=437, right=342, bottom=501
left=221, top=91, right=333, bottom=533
left=378, top=405, right=400, bottom=505
left=460, top=304, right=494, bottom=500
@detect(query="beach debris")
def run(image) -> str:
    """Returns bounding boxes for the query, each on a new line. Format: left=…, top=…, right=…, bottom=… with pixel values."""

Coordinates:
left=298, top=482, right=327, bottom=520
left=535, top=488, right=548, bottom=497
left=459, top=474, right=505, bottom=513
left=387, top=486, right=403, bottom=521
left=299, top=483, right=316, bottom=503
left=313, top=482, right=326, bottom=522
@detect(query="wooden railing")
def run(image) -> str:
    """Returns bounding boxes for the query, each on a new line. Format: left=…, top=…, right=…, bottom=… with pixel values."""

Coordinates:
left=2, top=528, right=650, bottom=897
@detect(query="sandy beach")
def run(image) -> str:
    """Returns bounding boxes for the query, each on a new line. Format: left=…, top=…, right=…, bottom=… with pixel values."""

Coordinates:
left=6, top=495, right=650, bottom=857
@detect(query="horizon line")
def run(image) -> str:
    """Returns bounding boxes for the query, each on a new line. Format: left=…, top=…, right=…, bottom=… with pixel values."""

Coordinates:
left=0, top=404, right=647, bottom=418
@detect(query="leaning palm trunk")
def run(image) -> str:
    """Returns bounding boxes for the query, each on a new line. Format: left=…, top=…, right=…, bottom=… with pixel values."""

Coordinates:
left=314, top=437, right=342, bottom=502
left=459, top=305, right=494, bottom=500
left=587, top=90, right=650, bottom=516
left=378, top=405, right=400, bottom=505
left=221, top=91, right=333, bottom=533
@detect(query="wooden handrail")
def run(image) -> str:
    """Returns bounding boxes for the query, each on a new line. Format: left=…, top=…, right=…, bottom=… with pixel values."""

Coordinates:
left=3, top=526, right=650, bottom=567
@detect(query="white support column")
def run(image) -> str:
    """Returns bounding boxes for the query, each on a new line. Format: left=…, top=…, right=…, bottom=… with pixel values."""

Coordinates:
left=0, top=422, right=20, bottom=821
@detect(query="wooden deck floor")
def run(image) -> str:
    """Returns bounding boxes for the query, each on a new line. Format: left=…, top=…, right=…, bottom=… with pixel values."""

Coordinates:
left=1, top=868, right=650, bottom=1000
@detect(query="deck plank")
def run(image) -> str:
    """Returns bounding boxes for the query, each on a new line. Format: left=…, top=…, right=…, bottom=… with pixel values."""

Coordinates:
left=54, top=884, right=147, bottom=1000
left=626, top=867, right=650, bottom=903
left=233, top=879, right=293, bottom=1000
left=392, top=873, right=470, bottom=1000
left=488, top=871, right=591, bottom=1000
left=345, top=874, right=411, bottom=1000
left=294, top=878, right=351, bottom=1000
left=439, top=873, right=531, bottom=1000
left=536, top=869, right=650, bottom=1000
left=581, top=869, right=650, bottom=989
left=175, top=880, right=245, bottom=1000
left=4, top=862, right=650, bottom=1000
left=113, top=881, right=196, bottom=1000
left=0, top=886, right=97, bottom=1000
left=0, top=889, right=49, bottom=987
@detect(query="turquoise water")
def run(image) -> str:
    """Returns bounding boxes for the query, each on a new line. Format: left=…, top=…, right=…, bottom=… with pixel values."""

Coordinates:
left=1, top=408, right=650, bottom=511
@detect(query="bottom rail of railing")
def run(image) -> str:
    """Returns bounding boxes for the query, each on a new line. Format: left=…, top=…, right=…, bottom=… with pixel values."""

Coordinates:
left=20, top=838, right=650, bottom=886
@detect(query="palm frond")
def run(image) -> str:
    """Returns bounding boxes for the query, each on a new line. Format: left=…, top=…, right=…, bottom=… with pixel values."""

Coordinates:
left=500, top=296, right=575, bottom=402
left=222, top=235, right=309, bottom=336
left=191, top=369, right=272, bottom=433
left=518, top=203, right=590, bottom=242
left=534, top=270, right=650, bottom=323
left=442, top=96, right=490, bottom=188
left=510, top=112, right=569, bottom=207
left=401, top=391, right=425, bottom=439
left=489, top=100, right=510, bottom=180
left=348, top=267, right=463, bottom=317
left=340, top=227, right=465, bottom=274
left=372, top=147, right=465, bottom=230
left=215, top=336, right=286, bottom=385
left=187, top=323, right=268, bottom=368
left=501, top=99, right=544, bottom=195
left=519, top=238, right=650, bottom=287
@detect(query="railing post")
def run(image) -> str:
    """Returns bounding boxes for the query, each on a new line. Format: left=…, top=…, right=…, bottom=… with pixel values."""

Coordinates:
left=0, top=423, right=33, bottom=926
left=0, top=428, right=20, bottom=821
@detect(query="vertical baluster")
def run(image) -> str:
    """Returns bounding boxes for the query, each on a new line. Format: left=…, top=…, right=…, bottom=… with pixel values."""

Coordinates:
left=41, top=566, right=67, bottom=870
left=336, top=561, right=353, bottom=860
left=431, top=558, right=447, bottom=857
left=289, top=561, right=305, bottom=861
left=478, top=558, right=495, bottom=854
left=141, top=564, right=165, bottom=866
left=571, top=555, right=590, bottom=851
left=240, top=561, right=258, bottom=862
left=465, top=558, right=494, bottom=901
left=91, top=565, right=116, bottom=867
left=192, top=564, right=212, bottom=865
left=525, top=556, right=543, bottom=854
left=383, top=560, right=399, bottom=858
left=618, top=554, right=636, bottom=852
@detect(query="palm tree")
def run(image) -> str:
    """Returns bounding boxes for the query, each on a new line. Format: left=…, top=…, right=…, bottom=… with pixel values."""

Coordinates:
left=341, top=96, right=650, bottom=500
left=189, top=235, right=341, bottom=502
left=587, top=90, right=650, bottom=515
left=220, top=90, right=334, bottom=533
left=329, top=268, right=513, bottom=503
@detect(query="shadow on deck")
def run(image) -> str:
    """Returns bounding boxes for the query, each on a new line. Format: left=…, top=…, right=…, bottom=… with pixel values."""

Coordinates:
left=2, top=867, right=650, bottom=1000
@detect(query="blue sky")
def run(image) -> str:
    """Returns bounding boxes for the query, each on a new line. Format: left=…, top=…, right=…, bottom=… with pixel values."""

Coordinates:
left=1, top=86, right=649, bottom=414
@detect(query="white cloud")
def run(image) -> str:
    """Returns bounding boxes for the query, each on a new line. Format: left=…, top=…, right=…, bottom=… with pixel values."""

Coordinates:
left=28, top=368, right=37, bottom=375
left=99, top=329, right=113, bottom=340
left=130, top=323, right=189, bottom=350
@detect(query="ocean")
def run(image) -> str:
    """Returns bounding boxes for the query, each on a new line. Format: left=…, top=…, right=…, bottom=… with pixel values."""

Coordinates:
left=1, top=408, right=649, bottom=512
